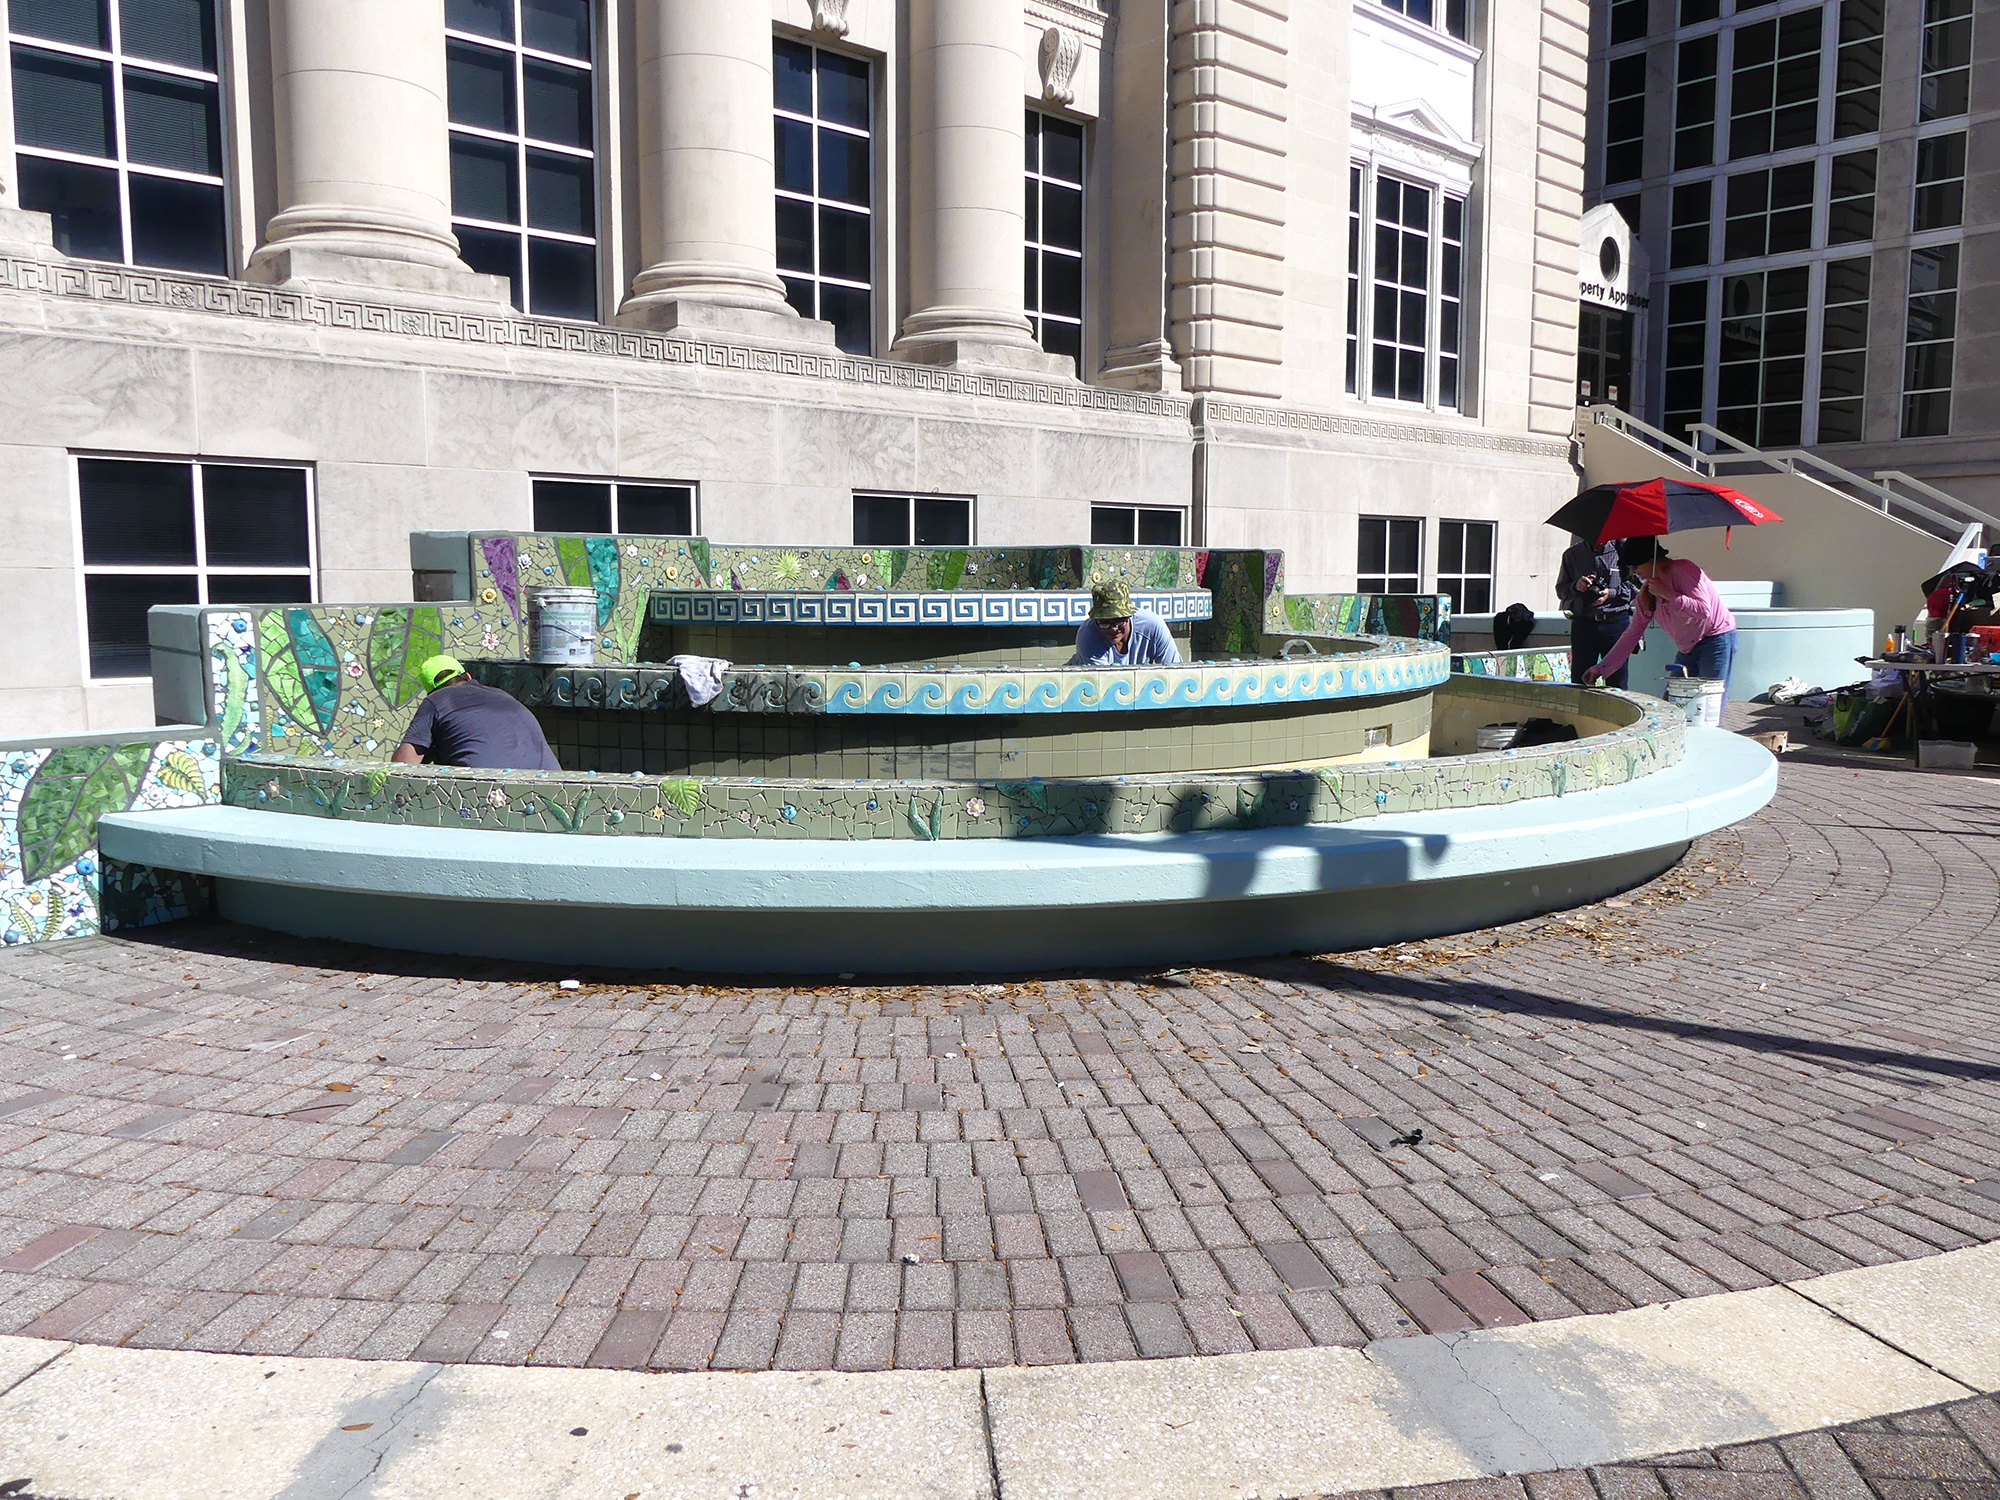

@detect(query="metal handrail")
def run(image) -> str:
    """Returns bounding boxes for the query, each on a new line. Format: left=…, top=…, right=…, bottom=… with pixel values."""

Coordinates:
left=1581, top=405, right=1717, bottom=474
left=1876, top=469, right=1998, bottom=529
left=1683, top=424, right=1967, bottom=537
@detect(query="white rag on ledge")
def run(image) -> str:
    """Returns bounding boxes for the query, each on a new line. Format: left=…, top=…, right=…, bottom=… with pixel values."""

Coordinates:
left=667, top=654, right=731, bottom=707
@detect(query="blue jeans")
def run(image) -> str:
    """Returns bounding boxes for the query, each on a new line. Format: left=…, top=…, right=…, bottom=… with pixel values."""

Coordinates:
left=1671, top=628, right=1738, bottom=697
left=1571, top=612, right=1632, bottom=690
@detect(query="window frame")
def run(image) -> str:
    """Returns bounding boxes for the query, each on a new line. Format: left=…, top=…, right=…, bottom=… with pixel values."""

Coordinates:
left=1375, top=0, right=1473, bottom=44
left=1344, top=159, right=1469, bottom=414
left=851, top=492, right=974, bottom=548
left=1901, top=240, right=1958, bottom=439
left=72, top=453, right=319, bottom=682
left=9, top=0, right=232, bottom=274
left=444, top=0, right=603, bottom=322
left=774, top=34, right=876, bottom=356
left=1435, top=519, right=1495, bottom=616
left=1911, top=130, right=1966, bottom=232
left=1024, top=108, right=1086, bottom=368
left=529, top=476, right=699, bottom=536
left=1919, top=0, right=1972, bottom=121
left=1357, top=515, right=1425, bottom=596
left=1089, top=505, right=1186, bottom=547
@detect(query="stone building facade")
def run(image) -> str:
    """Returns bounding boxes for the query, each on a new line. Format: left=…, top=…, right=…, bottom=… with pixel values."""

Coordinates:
left=0, top=0, right=1587, bottom=737
left=1585, top=0, right=1999, bottom=506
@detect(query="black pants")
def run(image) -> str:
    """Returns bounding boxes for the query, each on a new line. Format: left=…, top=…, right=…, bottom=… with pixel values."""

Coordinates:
left=1571, top=612, right=1633, bottom=689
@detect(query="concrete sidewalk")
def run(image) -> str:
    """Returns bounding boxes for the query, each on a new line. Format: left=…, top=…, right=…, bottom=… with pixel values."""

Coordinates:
left=1, top=1240, right=1995, bottom=1500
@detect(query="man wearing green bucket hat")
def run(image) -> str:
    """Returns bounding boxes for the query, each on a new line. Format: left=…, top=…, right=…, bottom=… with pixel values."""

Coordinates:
left=1069, top=580, right=1182, bottom=666
left=392, top=655, right=561, bottom=771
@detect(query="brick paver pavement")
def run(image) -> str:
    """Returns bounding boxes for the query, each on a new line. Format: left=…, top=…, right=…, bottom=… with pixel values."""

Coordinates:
left=1316, top=1394, right=2000, bottom=1500
left=0, top=747, right=1997, bottom=1371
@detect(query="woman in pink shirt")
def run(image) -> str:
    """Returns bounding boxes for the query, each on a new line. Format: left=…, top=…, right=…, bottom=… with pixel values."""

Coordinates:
left=1583, top=537, right=1739, bottom=692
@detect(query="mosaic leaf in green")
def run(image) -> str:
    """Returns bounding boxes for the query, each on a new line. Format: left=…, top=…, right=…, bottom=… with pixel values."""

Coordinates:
left=153, top=750, right=205, bottom=794
left=257, top=613, right=313, bottom=737
left=217, top=644, right=248, bottom=741
left=557, top=536, right=592, bottom=587
left=660, top=779, right=701, bottom=816
left=367, top=607, right=444, bottom=708
left=688, top=538, right=712, bottom=586
left=927, top=550, right=967, bottom=590
left=584, top=537, right=620, bottom=625
left=16, top=743, right=150, bottom=882
left=1285, top=596, right=1315, bottom=631
left=285, top=610, right=339, bottom=732
left=1144, top=551, right=1180, bottom=589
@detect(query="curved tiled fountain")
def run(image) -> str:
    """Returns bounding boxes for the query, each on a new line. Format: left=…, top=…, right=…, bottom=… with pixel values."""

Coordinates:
left=92, top=531, right=1774, bottom=972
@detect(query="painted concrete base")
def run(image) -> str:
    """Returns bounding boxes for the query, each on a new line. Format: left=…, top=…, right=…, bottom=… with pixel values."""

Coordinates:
left=0, top=1242, right=1993, bottom=1500
left=100, top=727, right=1774, bottom=974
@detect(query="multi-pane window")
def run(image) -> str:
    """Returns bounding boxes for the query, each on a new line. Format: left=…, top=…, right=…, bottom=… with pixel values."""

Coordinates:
left=1827, top=150, right=1876, bottom=244
left=1663, top=280, right=1709, bottom=441
left=1346, top=166, right=1363, bottom=394
left=1675, top=37, right=1720, bottom=171
left=1436, top=521, right=1494, bottom=615
left=1729, top=10, right=1823, bottom=160
left=1024, top=112, right=1084, bottom=366
left=775, top=38, right=873, bottom=355
left=1913, top=133, right=1966, bottom=231
left=1358, top=517, right=1423, bottom=595
left=1603, top=54, right=1647, bottom=184
left=445, top=0, right=597, bottom=321
left=1610, top=0, right=1648, bottom=44
left=1090, top=506, right=1185, bottom=546
left=1670, top=181, right=1713, bottom=268
left=1903, top=244, right=1957, bottom=438
left=10, top=0, right=226, bottom=273
left=852, top=494, right=971, bottom=547
left=1716, top=266, right=1809, bottom=446
left=1817, top=256, right=1870, bottom=442
left=1833, top=0, right=1883, bottom=137
left=531, top=479, right=695, bottom=535
left=1354, top=170, right=1466, bottom=409
left=1377, top=0, right=1471, bottom=42
left=1920, top=0, right=1972, bottom=120
left=1682, top=0, right=1721, bottom=22
left=1723, top=163, right=1815, bottom=258
left=79, top=459, right=314, bottom=679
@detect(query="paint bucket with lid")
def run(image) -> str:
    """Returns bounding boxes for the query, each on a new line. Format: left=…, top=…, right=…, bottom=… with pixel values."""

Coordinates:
left=527, top=586, right=599, bottom=665
left=1665, top=675, right=1725, bottom=728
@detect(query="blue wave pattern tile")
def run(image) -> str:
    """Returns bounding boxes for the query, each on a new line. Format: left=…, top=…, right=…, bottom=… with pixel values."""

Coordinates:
left=649, top=589, right=1212, bottom=627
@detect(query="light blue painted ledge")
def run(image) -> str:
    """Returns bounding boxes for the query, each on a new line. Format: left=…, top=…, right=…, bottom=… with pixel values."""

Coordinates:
left=99, top=727, right=1774, bottom=974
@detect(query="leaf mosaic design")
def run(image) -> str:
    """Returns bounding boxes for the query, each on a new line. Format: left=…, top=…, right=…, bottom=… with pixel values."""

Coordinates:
left=927, top=550, right=967, bottom=591
left=687, top=538, right=711, bottom=587
left=1144, top=551, right=1180, bottom=589
left=481, top=536, right=521, bottom=622
left=256, top=613, right=314, bottom=738
left=16, top=744, right=149, bottom=882
left=367, top=607, right=444, bottom=708
left=217, top=644, right=249, bottom=742
left=660, top=779, right=701, bottom=817
left=584, top=537, right=620, bottom=625
left=153, top=750, right=205, bottom=794
left=556, top=536, right=592, bottom=587
left=283, top=610, right=339, bottom=732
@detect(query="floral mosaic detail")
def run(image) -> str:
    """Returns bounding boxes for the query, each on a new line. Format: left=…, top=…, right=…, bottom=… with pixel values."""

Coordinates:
left=0, top=736, right=219, bottom=945
left=1455, top=649, right=1573, bottom=683
left=221, top=689, right=1685, bottom=845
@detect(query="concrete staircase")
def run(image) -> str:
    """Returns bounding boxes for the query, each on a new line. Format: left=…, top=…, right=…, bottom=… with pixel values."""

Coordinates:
left=1575, top=406, right=1990, bottom=636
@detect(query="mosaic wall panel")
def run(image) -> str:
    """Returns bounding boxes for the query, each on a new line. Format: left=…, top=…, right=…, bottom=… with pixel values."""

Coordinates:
left=648, top=588, right=1212, bottom=627
left=0, top=734, right=220, bottom=945
left=1281, top=593, right=1452, bottom=643
left=533, top=691, right=1433, bottom=781
left=1454, top=649, right=1574, bottom=683
left=646, top=624, right=1099, bottom=670
left=222, top=686, right=1684, bottom=843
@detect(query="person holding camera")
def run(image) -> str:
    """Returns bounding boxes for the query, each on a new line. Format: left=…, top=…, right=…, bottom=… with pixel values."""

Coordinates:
left=1557, top=533, right=1638, bottom=689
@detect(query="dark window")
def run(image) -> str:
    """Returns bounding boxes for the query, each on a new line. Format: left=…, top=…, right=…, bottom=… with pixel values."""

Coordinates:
left=1817, top=255, right=1869, bottom=442
left=78, top=457, right=314, bottom=678
left=1090, top=506, right=1185, bottom=546
left=1920, top=0, right=1972, bottom=119
left=1675, top=36, right=1719, bottom=170
left=531, top=478, right=695, bottom=535
left=447, top=0, right=598, bottom=319
left=1663, top=278, right=1709, bottom=442
left=9, top=0, right=226, bottom=274
left=1722, top=162, right=1815, bottom=259
left=776, top=39, right=872, bottom=355
left=1380, top=0, right=1471, bottom=40
left=1826, top=149, right=1876, bottom=244
left=1903, top=244, right=1957, bottom=437
left=1346, top=165, right=1363, bottom=394
left=1730, top=9, right=1824, bottom=160
left=1715, top=266, right=1809, bottom=447
left=1671, top=180, right=1713, bottom=268
left=1604, top=53, right=1648, bottom=184
left=1358, top=516, right=1423, bottom=594
left=1025, top=111, right=1084, bottom=367
left=1913, top=133, right=1966, bottom=231
left=1834, top=0, right=1883, bottom=136
left=852, top=494, right=971, bottom=547
left=1436, top=520, right=1494, bottom=614
left=1610, top=0, right=1648, bottom=43
left=1681, top=0, right=1721, bottom=22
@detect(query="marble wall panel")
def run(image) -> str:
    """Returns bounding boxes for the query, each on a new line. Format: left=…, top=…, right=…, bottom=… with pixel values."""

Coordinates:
left=615, top=390, right=783, bottom=488
left=192, top=350, right=428, bottom=465
left=423, top=371, right=617, bottom=475
left=313, top=464, right=533, bottom=580
left=0, top=331, right=195, bottom=452
left=773, top=405, right=921, bottom=493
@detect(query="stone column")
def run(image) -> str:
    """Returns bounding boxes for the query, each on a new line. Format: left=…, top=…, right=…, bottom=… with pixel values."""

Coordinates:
left=1099, top=0, right=1181, bottom=391
left=619, top=0, right=824, bottom=338
left=894, top=0, right=1066, bottom=372
left=246, top=0, right=506, bottom=302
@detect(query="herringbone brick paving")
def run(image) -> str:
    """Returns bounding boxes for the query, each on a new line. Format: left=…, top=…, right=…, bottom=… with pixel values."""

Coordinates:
left=0, top=750, right=1996, bottom=1370
left=1315, top=1394, right=2000, bottom=1500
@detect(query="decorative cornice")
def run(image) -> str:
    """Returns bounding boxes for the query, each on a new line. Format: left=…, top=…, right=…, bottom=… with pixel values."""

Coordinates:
left=0, top=255, right=1191, bottom=423
left=1195, top=399, right=1571, bottom=459
left=1025, top=0, right=1110, bottom=40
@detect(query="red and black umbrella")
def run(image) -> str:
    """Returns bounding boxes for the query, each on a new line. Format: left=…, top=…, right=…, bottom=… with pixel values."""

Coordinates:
left=1547, top=478, right=1782, bottom=546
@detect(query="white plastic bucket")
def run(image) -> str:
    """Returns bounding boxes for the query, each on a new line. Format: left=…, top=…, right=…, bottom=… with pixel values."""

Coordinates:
left=527, top=586, right=599, bottom=665
left=1476, top=723, right=1521, bottom=750
left=1665, top=675, right=1725, bottom=727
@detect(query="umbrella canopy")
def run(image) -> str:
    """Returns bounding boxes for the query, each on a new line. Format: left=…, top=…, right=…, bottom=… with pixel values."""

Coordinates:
left=1547, top=478, right=1782, bottom=546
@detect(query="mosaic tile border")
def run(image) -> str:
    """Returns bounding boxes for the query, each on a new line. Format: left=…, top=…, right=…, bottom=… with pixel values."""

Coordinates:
left=1454, top=649, right=1574, bottom=683
left=222, top=686, right=1684, bottom=843
left=648, top=588, right=1213, bottom=627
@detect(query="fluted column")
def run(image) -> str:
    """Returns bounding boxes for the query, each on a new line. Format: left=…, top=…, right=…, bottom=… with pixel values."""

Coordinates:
left=620, top=0, right=823, bottom=338
left=894, top=0, right=1066, bottom=372
left=246, top=0, right=504, bottom=302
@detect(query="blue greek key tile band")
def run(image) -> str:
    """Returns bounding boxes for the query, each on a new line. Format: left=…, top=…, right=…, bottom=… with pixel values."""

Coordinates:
left=648, top=589, right=1213, bottom=627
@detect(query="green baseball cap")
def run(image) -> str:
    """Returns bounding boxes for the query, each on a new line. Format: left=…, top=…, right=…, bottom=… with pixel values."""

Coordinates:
left=419, top=655, right=465, bottom=690
left=1089, top=581, right=1135, bottom=621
